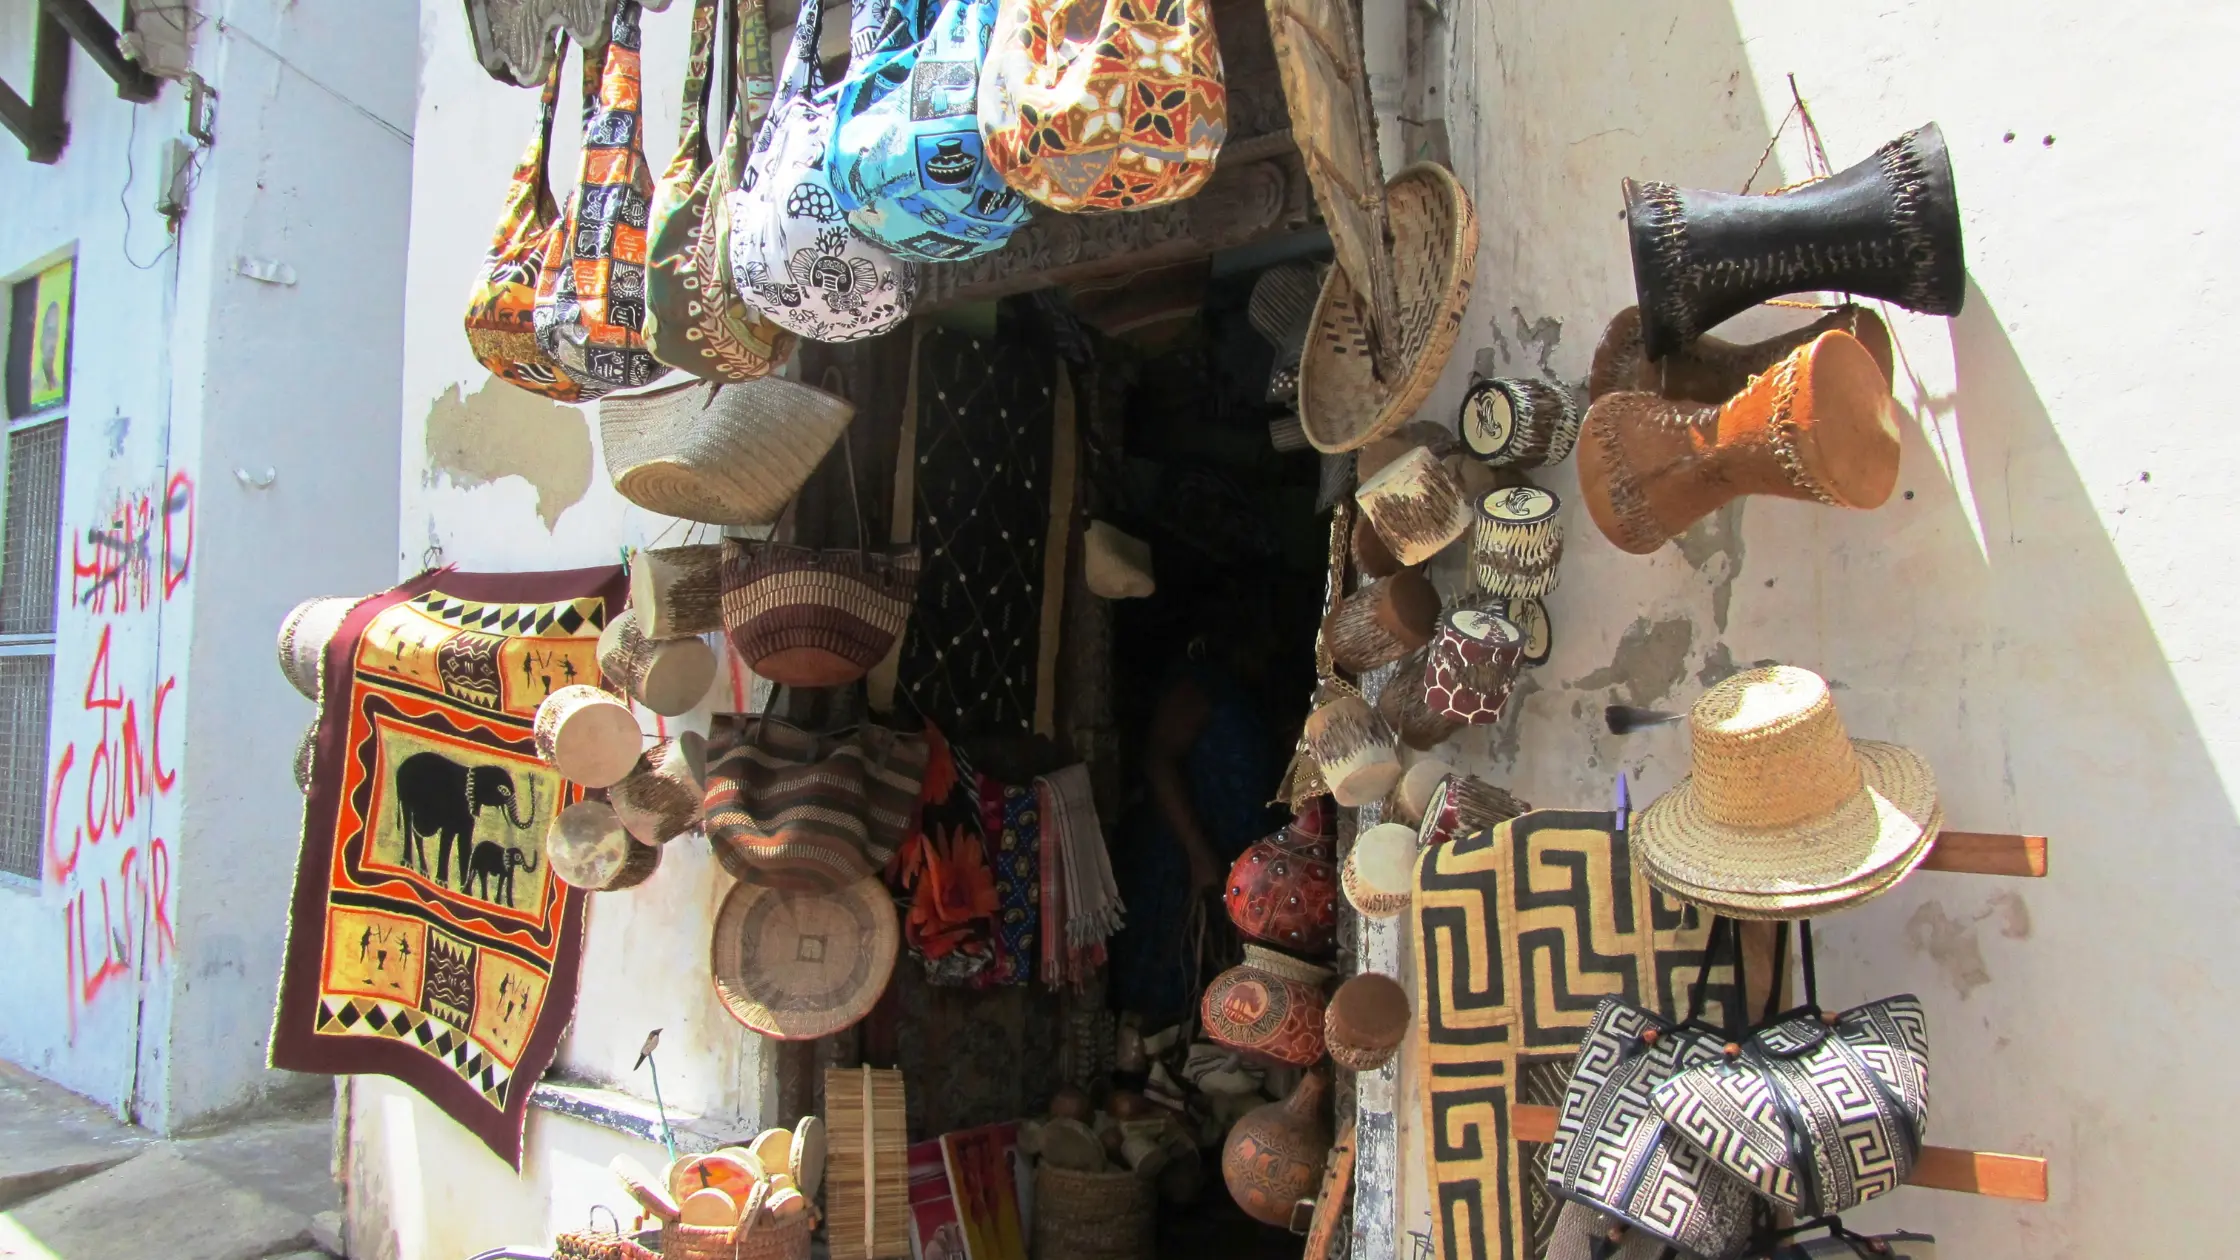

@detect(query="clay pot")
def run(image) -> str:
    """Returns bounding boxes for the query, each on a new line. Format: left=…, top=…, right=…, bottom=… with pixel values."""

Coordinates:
left=1048, top=1086, right=1093, bottom=1124
left=1325, top=973, right=1411, bottom=1072
left=1221, top=1069, right=1332, bottom=1228
left=1224, top=828, right=1338, bottom=957
left=1200, top=946, right=1332, bottom=1069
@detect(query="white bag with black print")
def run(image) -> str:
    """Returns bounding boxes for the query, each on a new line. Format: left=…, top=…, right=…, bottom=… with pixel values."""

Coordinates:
left=726, top=0, right=917, bottom=343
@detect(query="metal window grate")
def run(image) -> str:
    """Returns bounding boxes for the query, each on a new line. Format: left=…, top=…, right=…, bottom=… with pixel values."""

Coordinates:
left=2, top=420, right=65, bottom=636
left=0, top=654, right=54, bottom=878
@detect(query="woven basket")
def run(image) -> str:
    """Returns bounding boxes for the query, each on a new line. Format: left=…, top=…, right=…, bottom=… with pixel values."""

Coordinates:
left=1299, top=164, right=1480, bottom=454
left=1034, top=1165, right=1154, bottom=1260
left=600, top=376, right=854, bottom=527
left=656, top=1206, right=813, bottom=1260
left=720, top=540, right=920, bottom=688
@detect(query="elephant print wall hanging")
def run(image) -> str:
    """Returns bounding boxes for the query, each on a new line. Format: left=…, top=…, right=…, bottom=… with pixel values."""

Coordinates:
left=271, top=564, right=628, bottom=1169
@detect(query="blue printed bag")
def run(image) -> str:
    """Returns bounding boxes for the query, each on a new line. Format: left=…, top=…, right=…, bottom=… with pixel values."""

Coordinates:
left=828, top=0, right=1032, bottom=261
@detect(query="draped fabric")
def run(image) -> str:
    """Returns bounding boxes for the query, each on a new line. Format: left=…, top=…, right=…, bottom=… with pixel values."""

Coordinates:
left=1411, top=810, right=1733, bottom=1260
left=272, top=566, right=625, bottom=1167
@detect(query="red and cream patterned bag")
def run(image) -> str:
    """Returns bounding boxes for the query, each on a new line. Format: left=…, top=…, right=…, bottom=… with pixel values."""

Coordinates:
left=975, top=0, right=1227, bottom=212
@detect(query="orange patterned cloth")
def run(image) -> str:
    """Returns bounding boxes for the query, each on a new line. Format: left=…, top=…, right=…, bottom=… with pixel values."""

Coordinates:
left=533, top=1, right=667, bottom=392
left=976, top=0, right=1227, bottom=212
left=463, top=41, right=604, bottom=402
left=271, top=567, right=626, bottom=1167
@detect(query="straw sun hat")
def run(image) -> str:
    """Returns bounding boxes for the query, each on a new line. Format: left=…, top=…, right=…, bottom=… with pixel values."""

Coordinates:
left=1636, top=666, right=1941, bottom=918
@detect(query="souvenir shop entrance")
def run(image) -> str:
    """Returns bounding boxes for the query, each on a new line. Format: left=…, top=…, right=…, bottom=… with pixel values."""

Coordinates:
left=763, top=223, right=1338, bottom=1258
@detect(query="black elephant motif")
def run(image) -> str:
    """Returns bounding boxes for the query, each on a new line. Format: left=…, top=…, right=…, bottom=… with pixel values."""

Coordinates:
left=394, top=752, right=538, bottom=889
left=467, top=839, right=539, bottom=907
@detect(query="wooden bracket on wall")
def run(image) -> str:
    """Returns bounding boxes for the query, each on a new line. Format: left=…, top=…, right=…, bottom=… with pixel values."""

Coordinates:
left=0, top=7, right=72, bottom=164
left=1509, top=1105, right=2049, bottom=1201
left=1921, top=831, right=2048, bottom=877
left=41, top=0, right=162, bottom=102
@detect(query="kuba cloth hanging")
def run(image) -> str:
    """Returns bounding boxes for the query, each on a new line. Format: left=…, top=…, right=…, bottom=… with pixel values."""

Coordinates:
left=271, top=565, right=626, bottom=1167
left=1411, top=809, right=1731, bottom=1260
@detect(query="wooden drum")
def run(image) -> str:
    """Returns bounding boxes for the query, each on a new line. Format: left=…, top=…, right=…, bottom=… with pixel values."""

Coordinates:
left=1470, top=485, right=1564, bottom=599
left=547, top=800, right=661, bottom=891
left=598, top=607, right=718, bottom=717
left=1424, top=606, right=1526, bottom=724
left=1303, top=695, right=1401, bottom=808
left=1355, top=446, right=1473, bottom=567
left=533, top=685, right=643, bottom=788
left=1322, top=569, right=1440, bottom=674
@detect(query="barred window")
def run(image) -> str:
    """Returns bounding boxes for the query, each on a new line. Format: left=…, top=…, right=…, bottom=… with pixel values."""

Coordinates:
left=1, top=258, right=71, bottom=882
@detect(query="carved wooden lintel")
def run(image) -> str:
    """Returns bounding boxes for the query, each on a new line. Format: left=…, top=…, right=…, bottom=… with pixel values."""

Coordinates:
left=918, top=141, right=1317, bottom=310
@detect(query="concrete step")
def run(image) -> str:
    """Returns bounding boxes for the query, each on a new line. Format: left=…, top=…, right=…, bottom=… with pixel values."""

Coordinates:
left=0, top=1064, right=342, bottom=1260
left=0, top=1063, right=149, bottom=1211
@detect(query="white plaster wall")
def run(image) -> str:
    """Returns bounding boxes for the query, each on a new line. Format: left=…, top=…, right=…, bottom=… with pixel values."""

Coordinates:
left=0, top=0, right=413, bottom=1132
left=160, top=0, right=418, bottom=1132
left=0, top=17, right=189, bottom=1118
left=352, top=2, right=777, bottom=1249
left=1368, top=2, right=2240, bottom=1254
left=344, top=1075, right=678, bottom=1260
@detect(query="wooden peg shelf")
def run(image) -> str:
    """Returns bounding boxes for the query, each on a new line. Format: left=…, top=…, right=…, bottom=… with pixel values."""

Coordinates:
left=1921, top=831, right=2048, bottom=877
left=1509, top=1105, right=2048, bottom=1201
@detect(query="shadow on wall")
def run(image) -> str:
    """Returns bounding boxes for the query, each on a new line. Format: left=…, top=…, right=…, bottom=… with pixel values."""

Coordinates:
left=1426, top=4, right=2238, bottom=1251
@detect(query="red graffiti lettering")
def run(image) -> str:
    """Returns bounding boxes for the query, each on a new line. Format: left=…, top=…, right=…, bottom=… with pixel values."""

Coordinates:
left=45, top=744, right=77, bottom=884
left=67, top=473, right=194, bottom=617
left=50, top=468, right=194, bottom=1038
left=146, top=837, right=174, bottom=966
left=151, top=677, right=175, bottom=792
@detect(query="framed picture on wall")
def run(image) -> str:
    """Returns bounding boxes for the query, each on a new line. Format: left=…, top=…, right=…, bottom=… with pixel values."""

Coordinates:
left=8, top=257, right=74, bottom=418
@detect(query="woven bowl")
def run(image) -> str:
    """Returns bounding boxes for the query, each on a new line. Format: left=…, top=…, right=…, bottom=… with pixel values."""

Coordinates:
left=600, top=375, right=854, bottom=526
left=1300, top=164, right=1480, bottom=454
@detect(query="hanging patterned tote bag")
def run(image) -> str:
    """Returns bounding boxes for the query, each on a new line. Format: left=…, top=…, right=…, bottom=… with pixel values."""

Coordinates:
left=1651, top=922, right=1930, bottom=1219
left=642, top=0, right=796, bottom=380
left=1545, top=918, right=1769, bottom=1260
left=464, top=40, right=605, bottom=402
left=701, top=716, right=931, bottom=892
left=727, top=0, right=918, bottom=342
left=533, top=0, right=669, bottom=392
left=829, top=0, right=1032, bottom=261
left=976, top=0, right=1227, bottom=212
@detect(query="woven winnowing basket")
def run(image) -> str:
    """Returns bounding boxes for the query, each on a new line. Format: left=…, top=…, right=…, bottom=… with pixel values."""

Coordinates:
left=1033, top=1166, right=1154, bottom=1260
left=826, top=1067, right=909, bottom=1260
left=1300, top=163, right=1480, bottom=454
left=601, top=376, right=854, bottom=527
left=720, top=541, right=920, bottom=687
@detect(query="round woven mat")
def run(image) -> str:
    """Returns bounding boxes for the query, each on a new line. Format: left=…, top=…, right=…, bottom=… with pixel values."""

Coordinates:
left=1299, top=163, right=1479, bottom=453
left=711, top=877, right=897, bottom=1040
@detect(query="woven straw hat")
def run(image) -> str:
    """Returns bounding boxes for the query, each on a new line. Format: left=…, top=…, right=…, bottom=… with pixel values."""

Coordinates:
left=1299, top=163, right=1479, bottom=453
left=710, top=875, right=898, bottom=1040
left=600, top=375, right=855, bottom=526
left=1636, top=666, right=1941, bottom=918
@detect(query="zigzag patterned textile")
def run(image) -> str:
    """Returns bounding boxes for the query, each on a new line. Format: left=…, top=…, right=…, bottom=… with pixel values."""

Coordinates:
left=1410, top=809, right=1738, bottom=1260
left=271, top=566, right=625, bottom=1167
left=1653, top=997, right=1929, bottom=1215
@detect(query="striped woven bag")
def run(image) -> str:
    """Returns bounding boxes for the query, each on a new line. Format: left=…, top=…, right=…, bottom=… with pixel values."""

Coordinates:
left=702, top=718, right=931, bottom=892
